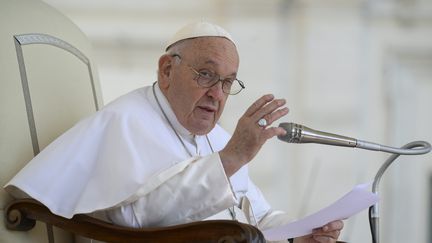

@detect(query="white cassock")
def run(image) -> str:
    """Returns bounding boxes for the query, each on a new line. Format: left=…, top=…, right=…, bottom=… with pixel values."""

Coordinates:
left=5, top=83, right=292, bottom=241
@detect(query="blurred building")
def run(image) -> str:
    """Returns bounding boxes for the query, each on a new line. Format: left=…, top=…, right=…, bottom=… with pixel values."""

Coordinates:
left=42, top=0, right=432, bottom=242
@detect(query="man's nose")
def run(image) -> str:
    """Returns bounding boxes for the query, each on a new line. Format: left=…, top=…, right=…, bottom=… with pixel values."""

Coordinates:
left=207, top=80, right=225, bottom=100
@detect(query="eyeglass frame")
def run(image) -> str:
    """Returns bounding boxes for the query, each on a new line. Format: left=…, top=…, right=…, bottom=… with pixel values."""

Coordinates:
left=171, top=54, right=245, bottom=95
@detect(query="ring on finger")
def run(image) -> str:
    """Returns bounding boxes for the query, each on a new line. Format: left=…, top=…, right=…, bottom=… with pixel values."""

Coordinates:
left=258, top=118, right=268, bottom=127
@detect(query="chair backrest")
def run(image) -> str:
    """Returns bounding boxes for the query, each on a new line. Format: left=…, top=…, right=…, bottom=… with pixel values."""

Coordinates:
left=0, top=0, right=103, bottom=242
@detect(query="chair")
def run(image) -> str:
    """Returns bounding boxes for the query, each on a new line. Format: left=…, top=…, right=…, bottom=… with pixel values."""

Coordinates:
left=0, top=0, right=263, bottom=242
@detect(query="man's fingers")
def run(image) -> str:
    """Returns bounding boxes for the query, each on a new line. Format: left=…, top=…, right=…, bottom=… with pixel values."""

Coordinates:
left=262, top=127, right=286, bottom=140
left=313, top=220, right=344, bottom=233
left=243, top=94, right=288, bottom=131
left=262, top=107, right=289, bottom=126
left=310, top=220, right=344, bottom=242
left=244, top=94, right=274, bottom=117
left=252, top=98, right=286, bottom=121
left=313, top=235, right=338, bottom=243
left=324, top=220, right=344, bottom=231
left=320, top=230, right=340, bottom=239
left=312, top=230, right=341, bottom=243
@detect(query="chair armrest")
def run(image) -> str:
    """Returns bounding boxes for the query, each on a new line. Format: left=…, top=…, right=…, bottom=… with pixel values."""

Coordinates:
left=5, top=198, right=264, bottom=243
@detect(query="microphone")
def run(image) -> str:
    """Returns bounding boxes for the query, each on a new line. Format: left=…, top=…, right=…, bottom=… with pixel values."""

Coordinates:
left=278, top=122, right=356, bottom=147
left=278, top=122, right=431, bottom=243
left=278, top=122, right=431, bottom=155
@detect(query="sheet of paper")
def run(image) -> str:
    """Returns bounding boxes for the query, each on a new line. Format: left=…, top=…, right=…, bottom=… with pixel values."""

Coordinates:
left=262, top=183, right=379, bottom=241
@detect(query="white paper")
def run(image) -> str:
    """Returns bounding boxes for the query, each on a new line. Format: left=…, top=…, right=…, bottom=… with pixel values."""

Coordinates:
left=262, top=183, right=379, bottom=241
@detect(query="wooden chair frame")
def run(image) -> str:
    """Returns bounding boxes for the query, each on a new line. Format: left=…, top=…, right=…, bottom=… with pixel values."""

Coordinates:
left=5, top=198, right=265, bottom=243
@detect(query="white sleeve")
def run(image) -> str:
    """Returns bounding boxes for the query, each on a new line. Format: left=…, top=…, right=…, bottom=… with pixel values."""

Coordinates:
left=243, top=179, right=293, bottom=230
left=256, top=210, right=294, bottom=243
left=257, top=210, right=292, bottom=230
left=100, top=153, right=237, bottom=228
left=244, top=178, right=272, bottom=223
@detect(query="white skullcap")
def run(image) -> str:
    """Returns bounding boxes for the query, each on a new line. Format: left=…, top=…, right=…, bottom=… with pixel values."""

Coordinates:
left=165, top=22, right=236, bottom=51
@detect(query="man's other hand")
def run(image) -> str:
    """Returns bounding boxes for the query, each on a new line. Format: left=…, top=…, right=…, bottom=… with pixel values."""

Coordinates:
left=294, top=220, right=344, bottom=243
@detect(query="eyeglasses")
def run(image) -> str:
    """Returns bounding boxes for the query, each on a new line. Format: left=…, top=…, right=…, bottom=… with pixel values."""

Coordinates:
left=172, top=54, right=245, bottom=95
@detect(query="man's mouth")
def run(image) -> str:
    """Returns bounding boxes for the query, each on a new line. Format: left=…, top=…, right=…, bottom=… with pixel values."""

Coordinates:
left=198, top=105, right=217, bottom=113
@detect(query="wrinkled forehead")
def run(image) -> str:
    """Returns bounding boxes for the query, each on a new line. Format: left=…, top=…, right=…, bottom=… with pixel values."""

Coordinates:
left=173, top=37, right=239, bottom=68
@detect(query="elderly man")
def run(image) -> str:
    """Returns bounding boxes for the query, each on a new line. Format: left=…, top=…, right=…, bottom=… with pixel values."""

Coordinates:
left=6, top=22, right=343, bottom=242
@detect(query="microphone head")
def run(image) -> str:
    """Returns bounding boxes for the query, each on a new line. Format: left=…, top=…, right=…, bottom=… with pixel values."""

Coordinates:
left=278, top=122, right=303, bottom=143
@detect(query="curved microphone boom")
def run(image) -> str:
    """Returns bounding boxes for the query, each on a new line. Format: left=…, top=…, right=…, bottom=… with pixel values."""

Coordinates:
left=278, top=122, right=431, bottom=155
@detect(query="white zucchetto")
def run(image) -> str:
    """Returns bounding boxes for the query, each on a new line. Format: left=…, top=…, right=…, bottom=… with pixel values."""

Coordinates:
left=165, top=21, right=236, bottom=51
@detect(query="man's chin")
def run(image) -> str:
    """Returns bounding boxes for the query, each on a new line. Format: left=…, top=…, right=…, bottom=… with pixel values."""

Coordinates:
left=189, top=122, right=216, bottom=136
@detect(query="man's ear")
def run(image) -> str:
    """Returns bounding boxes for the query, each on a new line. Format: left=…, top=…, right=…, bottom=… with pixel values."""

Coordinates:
left=158, top=54, right=173, bottom=89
